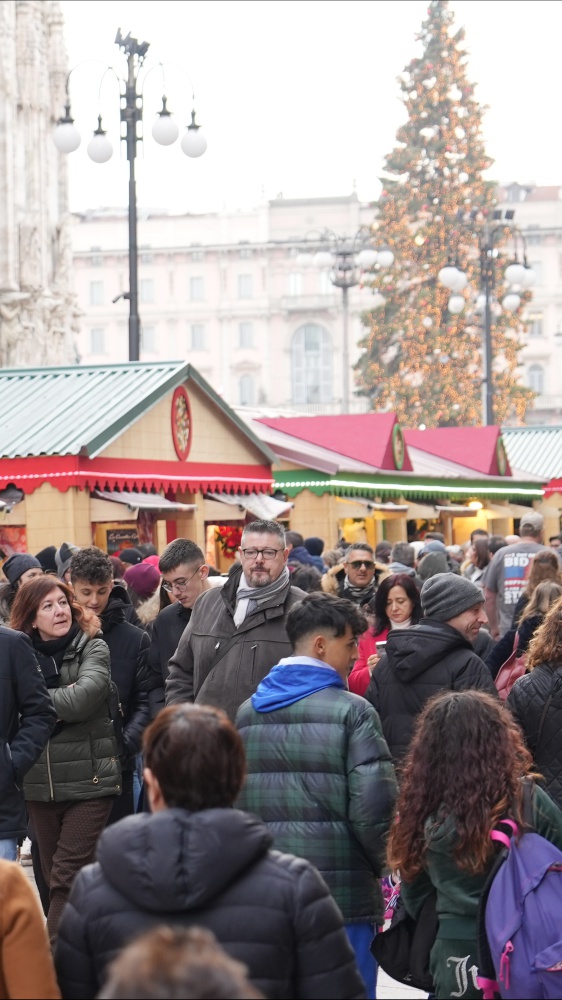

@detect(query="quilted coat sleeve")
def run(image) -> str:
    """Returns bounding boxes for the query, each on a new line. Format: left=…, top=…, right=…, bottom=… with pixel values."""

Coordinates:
left=123, top=630, right=150, bottom=759
left=346, top=700, right=398, bottom=875
left=291, top=859, right=367, bottom=999
left=55, top=868, right=99, bottom=999
left=165, top=619, right=195, bottom=706
left=51, top=637, right=111, bottom=724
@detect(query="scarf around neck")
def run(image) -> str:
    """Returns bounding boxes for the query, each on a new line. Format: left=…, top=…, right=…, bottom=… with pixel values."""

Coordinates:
left=343, top=577, right=375, bottom=603
left=234, top=566, right=290, bottom=627
left=32, top=621, right=80, bottom=687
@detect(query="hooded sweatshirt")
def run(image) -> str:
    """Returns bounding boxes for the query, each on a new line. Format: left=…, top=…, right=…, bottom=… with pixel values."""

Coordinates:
left=54, top=808, right=365, bottom=1000
left=251, top=656, right=345, bottom=711
left=365, top=620, right=496, bottom=761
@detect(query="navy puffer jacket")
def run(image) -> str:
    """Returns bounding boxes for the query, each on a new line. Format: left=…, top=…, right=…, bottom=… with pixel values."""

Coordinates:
left=55, top=808, right=366, bottom=1000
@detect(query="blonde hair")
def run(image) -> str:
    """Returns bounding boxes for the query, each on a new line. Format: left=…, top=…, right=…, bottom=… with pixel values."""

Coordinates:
left=526, top=593, right=562, bottom=669
left=519, top=580, right=562, bottom=625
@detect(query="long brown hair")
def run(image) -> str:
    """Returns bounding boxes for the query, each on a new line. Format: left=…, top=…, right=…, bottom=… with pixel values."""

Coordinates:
left=526, top=593, right=562, bottom=669
left=519, top=580, right=562, bottom=626
left=523, top=550, right=562, bottom=599
left=10, top=576, right=100, bottom=638
left=388, top=691, right=535, bottom=880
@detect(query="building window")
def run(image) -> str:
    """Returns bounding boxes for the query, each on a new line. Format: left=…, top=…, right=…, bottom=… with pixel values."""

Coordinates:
left=239, top=322, right=254, bottom=348
left=191, top=250, right=204, bottom=262
left=191, top=324, right=206, bottom=350
left=142, top=326, right=156, bottom=353
left=140, top=279, right=154, bottom=303
left=291, top=324, right=332, bottom=404
left=527, top=364, right=544, bottom=394
left=239, top=245, right=253, bottom=259
left=239, top=374, right=256, bottom=406
left=89, top=281, right=104, bottom=305
left=238, top=274, right=253, bottom=298
left=190, top=276, right=204, bottom=300
left=527, top=312, right=544, bottom=337
left=319, top=270, right=332, bottom=295
left=526, top=231, right=542, bottom=246
left=288, top=272, right=302, bottom=297
left=90, top=328, right=105, bottom=354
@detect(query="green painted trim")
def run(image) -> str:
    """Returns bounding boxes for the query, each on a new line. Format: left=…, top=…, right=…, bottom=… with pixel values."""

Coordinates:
left=273, top=469, right=544, bottom=501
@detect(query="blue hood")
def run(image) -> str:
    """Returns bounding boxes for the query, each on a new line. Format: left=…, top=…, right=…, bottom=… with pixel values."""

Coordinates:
left=251, top=662, right=345, bottom=712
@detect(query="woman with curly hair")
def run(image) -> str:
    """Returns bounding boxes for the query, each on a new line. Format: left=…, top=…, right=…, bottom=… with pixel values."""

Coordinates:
left=508, top=595, right=562, bottom=811
left=348, top=574, right=421, bottom=696
left=10, top=576, right=121, bottom=945
left=388, top=690, right=562, bottom=999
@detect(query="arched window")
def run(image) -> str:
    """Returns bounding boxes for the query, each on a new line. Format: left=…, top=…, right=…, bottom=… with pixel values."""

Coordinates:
left=291, top=324, right=332, bottom=404
left=239, top=374, right=255, bottom=406
left=527, top=364, right=544, bottom=394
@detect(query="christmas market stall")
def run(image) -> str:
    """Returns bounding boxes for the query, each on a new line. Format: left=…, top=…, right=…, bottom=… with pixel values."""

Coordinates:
left=0, top=363, right=277, bottom=565
left=244, top=414, right=545, bottom=546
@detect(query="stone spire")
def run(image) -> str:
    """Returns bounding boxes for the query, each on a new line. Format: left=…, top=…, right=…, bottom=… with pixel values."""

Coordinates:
left=0, top=0, right=78, bottom=367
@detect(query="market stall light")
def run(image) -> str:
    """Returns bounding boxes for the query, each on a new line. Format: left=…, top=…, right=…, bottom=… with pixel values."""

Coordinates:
left=468, top=500, right=483, bottom=509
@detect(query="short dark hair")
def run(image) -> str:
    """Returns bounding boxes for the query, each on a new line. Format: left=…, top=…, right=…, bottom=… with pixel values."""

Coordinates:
left=286, top=592, right=367, bottom=647
left=143, top=704, right=246, bottom=811
left=70, top=546, right=113, bottom=584
left=375, top=541, right=392, bottom=564
left=344, top=541, right=374, bottom=560
left=285, top=531, right=304, bottom=548
left=550, top=536, right=561, bottom=544
left=391, top=542, right=415, bottom=568
left=241, top=519, right=285, bottom=545
left=425, top=531, right=445, bottom=543
left=159, top=539, right=204, bottom=574
left=289, top=565, right=322, bottom=593
left=99, top=926, right=263, bottom=1000
left=488, top=534, right=508, bottom=554
left=138, top=543, right=158, bottom=557
left=470, top=528, right=489, bottom=543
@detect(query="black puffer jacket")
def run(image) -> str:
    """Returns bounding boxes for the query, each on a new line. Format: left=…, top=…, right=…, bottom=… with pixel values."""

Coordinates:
left=99, top=595, right=150, bottom=766
left=146, top=602, right=191, bottom=718
left=365, top=619, right=497, bottom=762
left=0, top=627, right=56, bottom=837
left=55, top=808, right=365, bottom=1000
left=508, top=663, right=562, bottom=809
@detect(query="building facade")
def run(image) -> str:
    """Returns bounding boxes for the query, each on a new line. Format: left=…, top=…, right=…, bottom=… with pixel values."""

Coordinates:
left=0, top=0, right=77, bottom=366
left=71, top=194, right=378, bottom=414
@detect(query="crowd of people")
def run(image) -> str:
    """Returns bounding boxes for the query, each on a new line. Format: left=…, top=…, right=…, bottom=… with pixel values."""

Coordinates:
left=1, top=514, right=562, bottom=998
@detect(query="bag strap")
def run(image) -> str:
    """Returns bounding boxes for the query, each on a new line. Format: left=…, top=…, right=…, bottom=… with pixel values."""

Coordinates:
left=535, top=674, right=562, bottom=754
left=194, top=634, right=241, bottom=698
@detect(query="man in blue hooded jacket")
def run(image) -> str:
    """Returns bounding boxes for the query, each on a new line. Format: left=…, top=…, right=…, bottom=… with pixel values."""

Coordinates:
left=236, top=592, right=397, bottom=999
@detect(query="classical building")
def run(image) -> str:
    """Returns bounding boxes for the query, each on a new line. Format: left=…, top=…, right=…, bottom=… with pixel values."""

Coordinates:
left=0, top=0, right=77, bottom=366
left=498, top=183, right=562, bottom=425
left=71, top=194, right=377, bottom=413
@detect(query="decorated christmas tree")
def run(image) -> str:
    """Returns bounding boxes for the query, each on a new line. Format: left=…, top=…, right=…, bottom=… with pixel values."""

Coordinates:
left=355, top=0, right=533, bottom=427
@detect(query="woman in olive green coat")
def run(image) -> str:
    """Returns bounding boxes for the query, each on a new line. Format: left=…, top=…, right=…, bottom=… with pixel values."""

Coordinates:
left=10, top=576, right=121, bottom=944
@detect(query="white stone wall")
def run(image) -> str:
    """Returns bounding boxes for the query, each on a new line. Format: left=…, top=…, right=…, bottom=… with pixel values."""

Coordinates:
left=0, top=0, right=77, bottom=367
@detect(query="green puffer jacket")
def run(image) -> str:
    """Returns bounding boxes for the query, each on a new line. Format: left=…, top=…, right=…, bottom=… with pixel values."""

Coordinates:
left=236, top=683, right=397, bottom=922
left=24, top=630, right=121, bottom=803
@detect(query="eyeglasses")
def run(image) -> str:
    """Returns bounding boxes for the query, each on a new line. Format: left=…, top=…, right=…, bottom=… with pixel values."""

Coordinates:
left=348, top=560, right=375, bottom=570
left=161, top=566, right=202, bottom=593
left=241, top=548, right=283, bottom=561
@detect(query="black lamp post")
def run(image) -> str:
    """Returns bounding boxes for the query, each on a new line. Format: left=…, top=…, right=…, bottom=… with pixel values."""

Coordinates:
left=53, top=30, right=207, bottom=362
left=438, top=210, right=535, bottom=425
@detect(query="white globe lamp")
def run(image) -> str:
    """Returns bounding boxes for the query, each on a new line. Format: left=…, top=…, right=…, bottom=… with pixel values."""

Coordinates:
left=438, top=265, right=461, bottom=290
left=448, top=294, right=465, bottom=315
left=377, top=249, right=394, bottom=268
left=54, top=108, right=81, bottom=153
left=502, top=293, right=521, bottom=313
left=357, top=248, right=378, bottom=269
left=152, top=98, right=179, bottom=145
left=504, top=262, right=527, bottom=286
left=181, top=110, right=207, bottom=158
left=313, top=251, right=333, bottom=269
left=450, top=268, right=468, bottom=292
left=87, top=118, right=113, bottom=163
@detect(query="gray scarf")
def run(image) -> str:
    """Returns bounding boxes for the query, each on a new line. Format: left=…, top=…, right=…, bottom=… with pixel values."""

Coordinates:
left=234, top=566, right=291, bottom=626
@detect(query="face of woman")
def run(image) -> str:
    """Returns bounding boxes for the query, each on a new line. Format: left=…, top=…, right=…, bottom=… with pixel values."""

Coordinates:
left=32, top=587, right=72, bottom=641
left=385, top=585, right=415, bottom=625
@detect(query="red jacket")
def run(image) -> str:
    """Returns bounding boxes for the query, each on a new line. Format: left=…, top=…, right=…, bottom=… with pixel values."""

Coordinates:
left=348, top=627, right=389, bottom=696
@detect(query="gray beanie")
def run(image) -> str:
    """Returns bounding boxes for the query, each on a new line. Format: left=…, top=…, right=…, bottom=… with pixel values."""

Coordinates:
left=2, top=553, right=42, bottom=585
left=421, top=572, right=484, bottom=622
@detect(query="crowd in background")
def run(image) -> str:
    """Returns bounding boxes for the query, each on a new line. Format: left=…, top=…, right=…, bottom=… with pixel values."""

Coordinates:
left=1, top=514, right=562, bottom=998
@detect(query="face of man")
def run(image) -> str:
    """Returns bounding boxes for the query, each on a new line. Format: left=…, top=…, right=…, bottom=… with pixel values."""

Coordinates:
left=72, top=577, right=113, bottom=615
left=550, top=538, right=561, bottom=550
left=344, top=549, right=376, bottom=589
left=161, top=561, right=209, bottom=609
left=318, top=624, right=359, bottom=683
left=239, top=532, right=289, bottom=588
left=446, top=602, right=488, bottom=644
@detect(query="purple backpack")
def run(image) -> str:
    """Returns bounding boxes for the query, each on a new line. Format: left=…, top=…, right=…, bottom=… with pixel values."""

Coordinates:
left=476, top=786, right=562, bottom=999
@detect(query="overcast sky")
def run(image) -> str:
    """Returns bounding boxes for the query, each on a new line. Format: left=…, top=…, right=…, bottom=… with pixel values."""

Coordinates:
left=59, top=0, right=562, bottom=214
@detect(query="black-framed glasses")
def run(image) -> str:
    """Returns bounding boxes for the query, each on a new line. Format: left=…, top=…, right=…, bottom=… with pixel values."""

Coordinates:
left=161, top=566, right=202, bottom=592
left=241, top=548, right=283, bottom=561
left=348, top=560, right=375, bottom=570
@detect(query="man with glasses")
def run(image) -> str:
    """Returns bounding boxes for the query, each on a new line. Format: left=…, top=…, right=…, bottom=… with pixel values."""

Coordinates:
left=322, top=542, right=389, bottom=608
left=147, top=539, right=213, bottom=719
left=166, top=520, right=305, bottom=721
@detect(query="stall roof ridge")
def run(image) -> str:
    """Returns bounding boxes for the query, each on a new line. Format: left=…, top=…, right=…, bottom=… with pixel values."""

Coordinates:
left=404, top=426, right=511, bottom=477
left=502, top=425, right=562, bottom=479
left=0, top=362, right=275, bottom=463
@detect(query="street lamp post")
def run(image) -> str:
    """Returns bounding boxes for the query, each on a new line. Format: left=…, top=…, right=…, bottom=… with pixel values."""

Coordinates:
left=297, top=228, right=394, bottom=413
left=437, top=211, right=535, bottom=425
left=53, top=30, right=207, bottom=362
